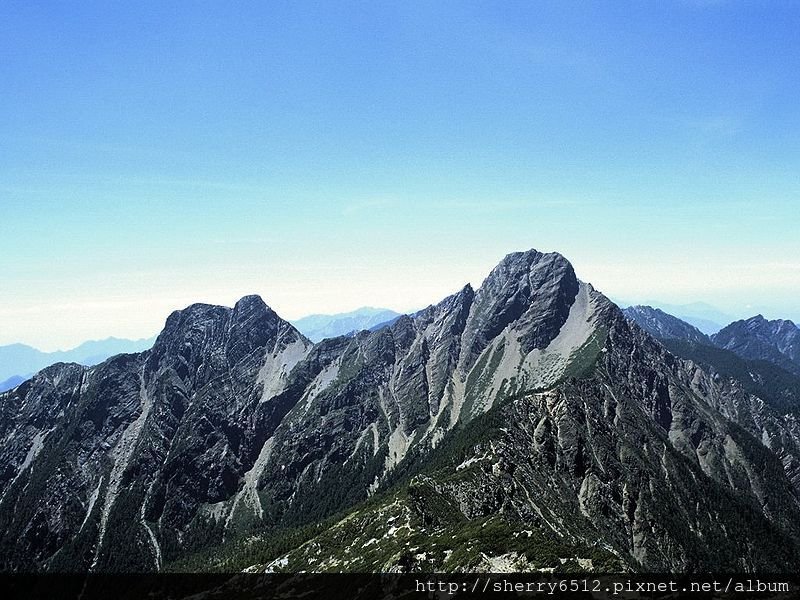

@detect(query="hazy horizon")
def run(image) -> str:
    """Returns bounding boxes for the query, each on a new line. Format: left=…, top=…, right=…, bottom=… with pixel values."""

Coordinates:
left=2, top=2, right=798, bottom=351
left=2, top=251, right=797, bottom=353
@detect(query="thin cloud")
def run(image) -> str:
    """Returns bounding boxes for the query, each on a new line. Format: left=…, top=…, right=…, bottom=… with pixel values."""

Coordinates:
left=341, top=198, right=396, bottom=215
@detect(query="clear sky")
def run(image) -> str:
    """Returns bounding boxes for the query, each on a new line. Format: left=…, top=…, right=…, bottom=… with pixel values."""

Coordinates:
left=1, top=1, right=799, bottom=350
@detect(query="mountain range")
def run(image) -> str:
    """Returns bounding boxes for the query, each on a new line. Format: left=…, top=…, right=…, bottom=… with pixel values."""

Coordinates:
left=613, top=301, right=734, bottom=335
left=0, top=337, right=157, bottom=393
left=713, top=315, right=800, bottom=376
left=624, top=306, right=800, bottom=377
left=290, top=307, right=403, bottom=342
left=0, top=311, right=405, bottom=393
left=2, top=249, right=800, bottom=574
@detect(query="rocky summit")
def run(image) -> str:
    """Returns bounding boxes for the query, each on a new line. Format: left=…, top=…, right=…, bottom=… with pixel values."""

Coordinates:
left=2, top=249, right=800, bottom=573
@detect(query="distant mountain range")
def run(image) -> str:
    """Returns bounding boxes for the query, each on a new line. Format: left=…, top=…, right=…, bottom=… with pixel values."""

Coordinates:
left=4, top=249, right=800, bottom=574
left=0, top=375, right=27, bottom=394
left=290, top=307, right=402, bottom=342
left=615, top=300, right=733, bottom=334
left=0, top=310, right=401, bottom=393
left=0, top=337, right=156, bottom=391
left=624, top=306, right=800, bottom=378
left=624, top=306, right=800, bottom=417
left=713, top=315, right=800, bottom=376
left=622, top=305, right=710, bottom=345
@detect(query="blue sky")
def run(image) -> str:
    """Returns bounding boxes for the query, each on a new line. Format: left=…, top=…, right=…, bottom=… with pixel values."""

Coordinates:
left=1, top=1, right=799, bottom=350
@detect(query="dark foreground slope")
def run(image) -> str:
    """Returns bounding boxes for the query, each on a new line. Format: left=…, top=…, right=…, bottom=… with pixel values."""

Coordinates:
left=2, top=250, right=800, bottom=573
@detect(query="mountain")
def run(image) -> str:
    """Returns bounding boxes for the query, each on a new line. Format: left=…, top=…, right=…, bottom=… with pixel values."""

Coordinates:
left=0, top=337, right=157, bottom=383
left=624, top=306, right=800, bottom=417
left=632, top=301, right=733, bottom=335
left=291, top=307, right=402, bottom=342
left=660, top=339, right=800, bottom=417
left=3, top=250, right=800, bottom=574
left=622, top=305, right=710, bottom=345
left=712, top=316, right=800, bottom=376
left=0, top=375, right=29, bottom=394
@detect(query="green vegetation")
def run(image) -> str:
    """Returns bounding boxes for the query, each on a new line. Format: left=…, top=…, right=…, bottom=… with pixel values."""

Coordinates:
left=164, top=378, right=628, bottom=574
left=662, top=339, right=800, bottom=415
left=561, top=326, right=608, bottom=381
left=220, top=478, right=621, bottom=573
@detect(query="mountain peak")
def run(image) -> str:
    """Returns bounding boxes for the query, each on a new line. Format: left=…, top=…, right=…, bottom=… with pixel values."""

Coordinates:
left=233, top=294, right=280, bottom=325
left=746, top=314, right=767, bottom=325
left=494, top=247, right=567, bottom=269
left=484, top=249, right=574, bottom=291
left=234, top=294, right=268, bottom=311
left=478, top=249, right=575, bottom=299
left=151, top=295, right=305, bottom=375
left=458, top=249, right=580, bottom=371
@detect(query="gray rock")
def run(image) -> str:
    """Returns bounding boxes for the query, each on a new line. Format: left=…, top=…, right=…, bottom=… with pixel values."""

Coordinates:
left=713, top=315, right=800, bottom=375
left=3, top=250, right=800, bottom=573
left=623, top=305, right=711, bottom=345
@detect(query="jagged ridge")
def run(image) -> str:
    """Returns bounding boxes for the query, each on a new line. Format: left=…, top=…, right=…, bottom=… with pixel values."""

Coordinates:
left=2, top=250, right=800, bottom=573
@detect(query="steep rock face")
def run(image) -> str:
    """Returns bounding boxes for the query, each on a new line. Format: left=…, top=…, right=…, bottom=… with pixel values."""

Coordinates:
left=224, top=251, right=606, bottom=535
left=2, top=249, right=800, bottom=574
left=0, top=297, right=312, bottom=571
left=458, top=251, right=580, bottom=372
left=713, top=316, right=800, bottom=375
left=623, top=305, right=710, bottom=345
left=264, top=314, right=800, bottom=572
left=659, top=337, right=800, bottom=420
